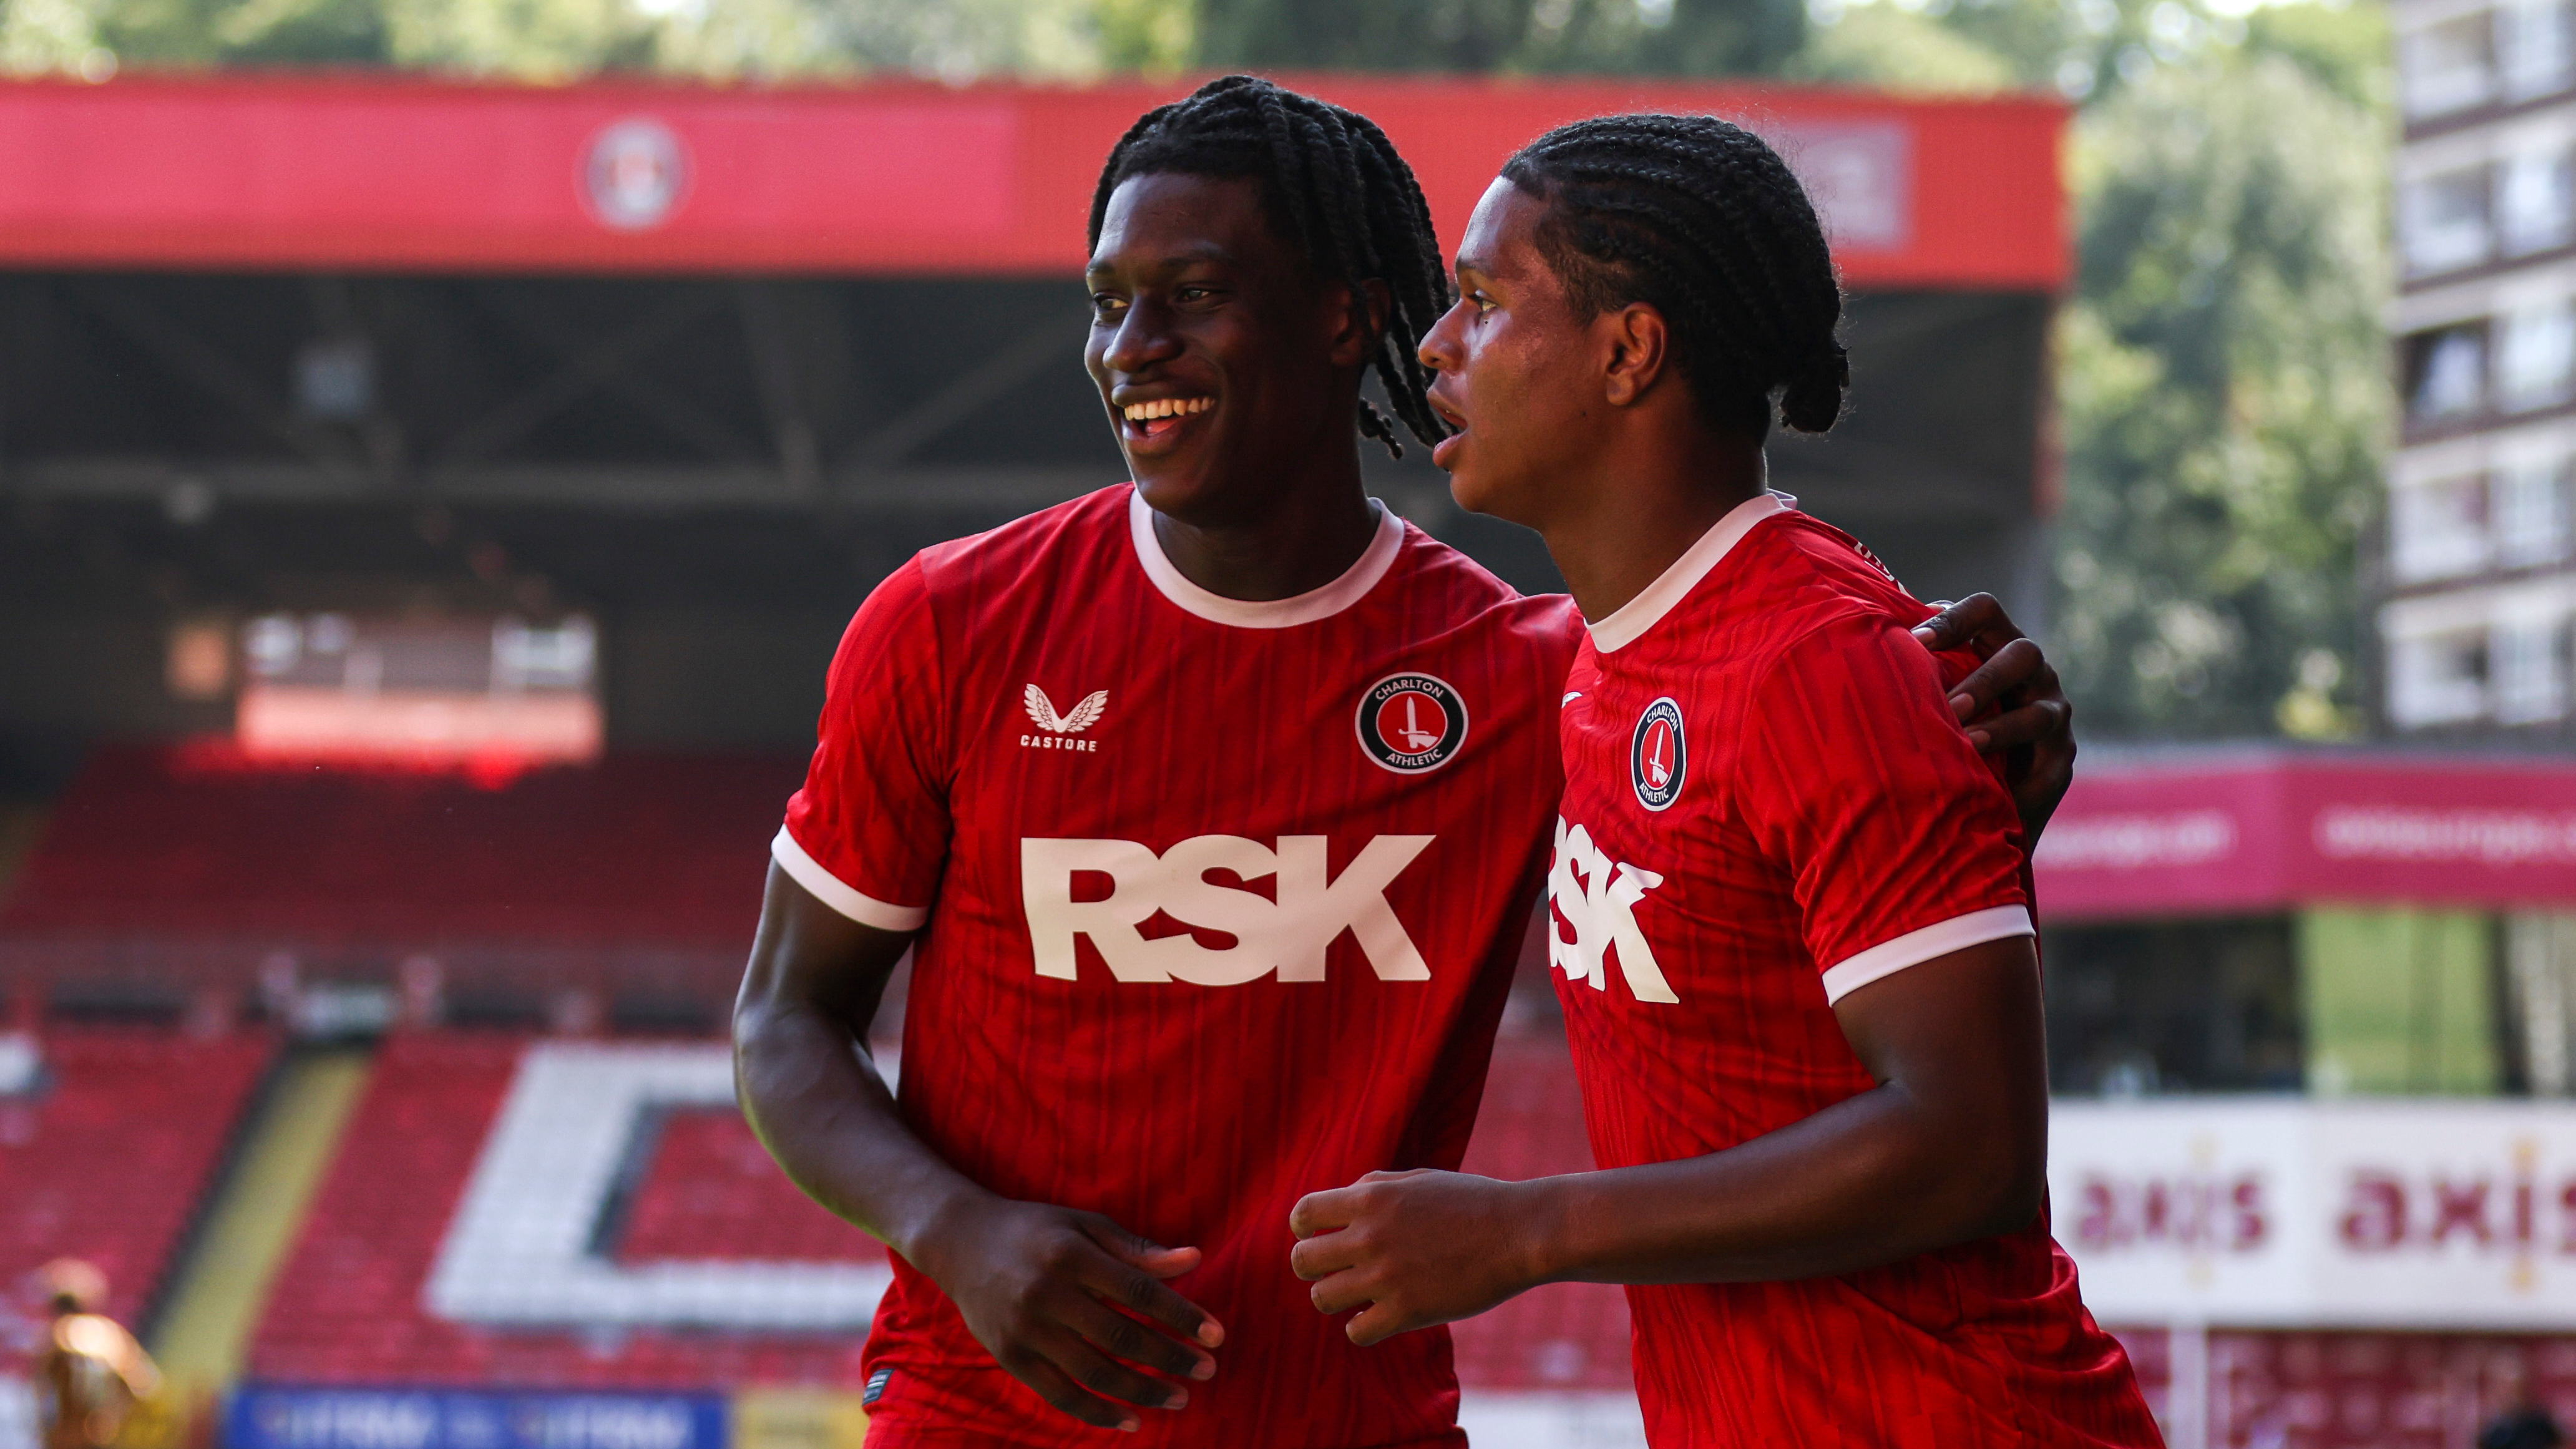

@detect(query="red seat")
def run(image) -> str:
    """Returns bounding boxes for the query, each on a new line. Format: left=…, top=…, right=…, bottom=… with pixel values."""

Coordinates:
left=0, top=746, right=806, bottom=1011
left=1451, top=1033, right=1636, bottom=1392
left=0, top=1031, right=273, bottom=1378
left=246, top=1028, right=1632, bottom=1393
left=250, top=1035, right=877, bottom=1391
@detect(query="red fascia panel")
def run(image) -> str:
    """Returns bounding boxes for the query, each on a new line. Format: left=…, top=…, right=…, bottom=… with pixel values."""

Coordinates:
left=2036, top=753, right=2576, bottom=922
left=0, top=72, right=2067, bottom=288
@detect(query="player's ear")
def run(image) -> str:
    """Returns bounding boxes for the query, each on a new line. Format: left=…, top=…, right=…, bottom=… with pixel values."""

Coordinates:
left=1601, top=303, right=1669, bottom=408
left=1329, top=280, right=1392, bottom=368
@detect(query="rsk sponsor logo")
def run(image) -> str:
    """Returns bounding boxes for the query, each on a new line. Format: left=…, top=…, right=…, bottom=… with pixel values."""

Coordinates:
left=1021, top=834, right=1433, bottom=985
left=1548, top=817, right=1680, bottom=1003
left=1022, top=684, right=1106, bottom=753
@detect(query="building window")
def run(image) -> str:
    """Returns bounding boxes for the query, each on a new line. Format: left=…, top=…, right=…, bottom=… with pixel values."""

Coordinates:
left=2497, top=301, right=2576, bottom=410
left=2404, top=168, right=2494, bottom=275
left=2405, top=13, right=2496, bottom=117
left=2042, top=917, right=2303, bottom=1095
left=2493, top=616, right=2567, bottom=721
left=2500, top=149, right=2576, bottom=255
left=2412, top=327, right=2488, bottom=420
left=2500, top=0, right=2576, bottom=100
left=2389, top=627, right=2490, bottom=726
left=2494, top=457, right=2572, bottom=565
left=2391, top=474, right=2493, bottom=580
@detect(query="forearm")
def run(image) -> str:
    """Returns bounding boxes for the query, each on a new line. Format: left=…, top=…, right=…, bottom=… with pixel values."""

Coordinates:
left=733, top=996, right=995, bottom=1262
left=1519, top=1082, right=2039, bottom=1288
left=734, top=877, right=1219, bottom=1427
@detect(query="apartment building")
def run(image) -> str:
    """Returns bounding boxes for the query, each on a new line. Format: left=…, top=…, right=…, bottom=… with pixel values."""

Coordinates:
left=2387, top=0, right=2576, bottom=731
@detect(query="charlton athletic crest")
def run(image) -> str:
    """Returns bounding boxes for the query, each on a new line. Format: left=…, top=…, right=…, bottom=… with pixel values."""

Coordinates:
left=1631, top=696, right=1687, bottom=811
left=1357, top=673, right=1467, bottom=774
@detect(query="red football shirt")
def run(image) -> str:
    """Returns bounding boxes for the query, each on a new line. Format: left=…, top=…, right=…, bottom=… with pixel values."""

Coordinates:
left=777, top=485, right=1581, bottom=1448
left=1549, top=493, right=2159, bottom=1448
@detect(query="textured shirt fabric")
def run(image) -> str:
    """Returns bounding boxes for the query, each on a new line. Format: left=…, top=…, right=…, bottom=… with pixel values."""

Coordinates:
left=779, top=485, right=1581, bottom=1448
left=1549, top=494, right=2160, bottom=1448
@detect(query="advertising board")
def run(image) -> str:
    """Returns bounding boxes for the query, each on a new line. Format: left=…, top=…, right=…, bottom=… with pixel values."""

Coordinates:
left=2034, top=753, right=2576, bottom=919
left=227, top=1388, right=727, bottom=1449
left=2051, top=1099, right=2576, bottom=1327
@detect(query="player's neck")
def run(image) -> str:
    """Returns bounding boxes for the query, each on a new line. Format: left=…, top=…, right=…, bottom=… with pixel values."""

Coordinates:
left=1147, top=455, right=1382, bottom=603
left=1542, top=427, right=1768, bottom=627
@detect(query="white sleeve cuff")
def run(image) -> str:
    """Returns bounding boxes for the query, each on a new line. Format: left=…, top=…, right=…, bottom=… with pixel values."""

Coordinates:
left=771, top=826, right=930, bottom=933
left=1818, top=905, right=2033, bottom=1005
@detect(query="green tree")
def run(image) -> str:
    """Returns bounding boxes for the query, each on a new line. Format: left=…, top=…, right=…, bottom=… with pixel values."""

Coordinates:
left=1786, top=0, right=2391, bottom=739
left=1193, top=0, right=1805, bottom=76
left=2054, top=46, right=2388, bottom=737
left=0, top=0, right=1114, bottom=78
left=1782, top=3, right=2017, bottom=92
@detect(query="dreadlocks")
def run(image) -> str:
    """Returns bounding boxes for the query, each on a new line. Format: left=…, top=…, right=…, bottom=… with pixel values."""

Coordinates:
left=1501, top=114, right=1848, bottom=438
left=1088, top=75, right=1452, bottom=459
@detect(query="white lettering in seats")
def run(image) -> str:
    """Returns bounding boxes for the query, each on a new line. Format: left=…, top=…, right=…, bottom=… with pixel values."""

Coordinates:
left=1548, top=817, right=1680, bottom=1003
left=1020, top=835, right=1435, bottom=984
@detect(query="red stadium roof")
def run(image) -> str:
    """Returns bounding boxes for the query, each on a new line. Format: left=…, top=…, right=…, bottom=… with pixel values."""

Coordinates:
left=0, top=72, right=2067, bottom=288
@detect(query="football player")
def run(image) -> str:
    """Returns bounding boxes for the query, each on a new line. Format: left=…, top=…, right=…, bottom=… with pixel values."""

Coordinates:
left=1288, top=115, right=2157, bottom=1448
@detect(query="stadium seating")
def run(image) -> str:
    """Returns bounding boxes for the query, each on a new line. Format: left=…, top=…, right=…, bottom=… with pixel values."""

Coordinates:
left=0, top=1031, right=273, bottom=1370
left=1451, top=1032, right=1637, bottom=1393
left=3, top=746, right=1636, bottom=1399
left=614, top=1108, right=877, bottom=1267
left=0, top=747, right=803, bottom=1017
left=179, top=1017, right=2576, bottom=1444
left=244, top=1028, right=1625, bottom=1395
left=2104, top=1325, right=2576, bottom=1449
left=2, top=746, right=798, bottom=945
left=249, top=1034, right=878, bottom=1390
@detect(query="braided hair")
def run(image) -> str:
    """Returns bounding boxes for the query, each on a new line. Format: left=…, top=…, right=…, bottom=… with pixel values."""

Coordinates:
left=1501, top=114, right=1848, bottom=437
left=1088, top=75, right=1453, bottom=458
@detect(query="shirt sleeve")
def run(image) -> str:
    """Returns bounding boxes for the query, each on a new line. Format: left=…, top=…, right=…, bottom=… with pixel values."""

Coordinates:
left=1736, top=612, right=2032, bottom=1005
left=774, top=557, right=950, bottom=932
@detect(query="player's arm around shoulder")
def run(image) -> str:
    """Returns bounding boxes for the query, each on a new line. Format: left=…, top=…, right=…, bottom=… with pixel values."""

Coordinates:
left=1910, top=592, right=2076, bottom=842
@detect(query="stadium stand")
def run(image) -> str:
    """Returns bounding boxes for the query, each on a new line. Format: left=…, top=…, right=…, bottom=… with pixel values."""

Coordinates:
left=248, top=1034, right=877, bottom=1390
left=612, top=1108, right=874, bottom=1266
left=0, top=744, right=1636, bottom=1416
left=234, top=1023, right=1628, bottom=1399
left=2100, top=1327, right=2576, bottom=1448
left=1451, top=1033, right=1636, bottom=1395
left=0, top=747, right=801, bottom=1027
left=0, top=1031, right=273, bottom=1362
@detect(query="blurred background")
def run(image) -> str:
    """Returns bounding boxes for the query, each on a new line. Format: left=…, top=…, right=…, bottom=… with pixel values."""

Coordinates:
left=0, top=0, right=2571, bottom=1445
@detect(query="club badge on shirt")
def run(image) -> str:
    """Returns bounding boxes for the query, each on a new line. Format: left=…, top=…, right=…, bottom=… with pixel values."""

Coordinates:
left=1631, top=696, right=1687, bottom=811
left=1357, top=673, right=1467, bottom=774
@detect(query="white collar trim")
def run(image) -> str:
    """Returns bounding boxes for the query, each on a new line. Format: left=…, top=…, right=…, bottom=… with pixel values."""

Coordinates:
left=1127, top=487, right=1404, bottom=629
left=1588, top=491, right=1796, bottom=653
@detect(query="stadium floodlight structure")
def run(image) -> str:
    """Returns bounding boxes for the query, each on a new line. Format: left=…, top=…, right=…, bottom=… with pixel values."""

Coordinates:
left=0, top=73, right=2067, bottom=761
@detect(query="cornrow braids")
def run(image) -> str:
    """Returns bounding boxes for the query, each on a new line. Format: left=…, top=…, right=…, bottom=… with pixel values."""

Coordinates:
left=1088, top=75, right=1453, bottom=457
left=1501, top=114, right=1849, bottom=437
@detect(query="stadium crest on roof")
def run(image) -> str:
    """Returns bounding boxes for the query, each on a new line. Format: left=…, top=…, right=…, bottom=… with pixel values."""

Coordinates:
left=583, top=118, right=691, bottom=232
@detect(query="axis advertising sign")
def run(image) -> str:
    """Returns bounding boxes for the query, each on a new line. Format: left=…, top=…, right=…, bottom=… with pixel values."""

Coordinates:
left=2051, top=1099, right=2576, bottom=1327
